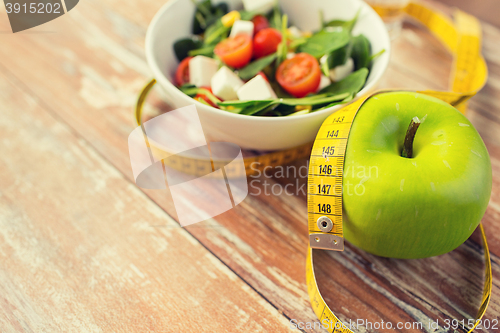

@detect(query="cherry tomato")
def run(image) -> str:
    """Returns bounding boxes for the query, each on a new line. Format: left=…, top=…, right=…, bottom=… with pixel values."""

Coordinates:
left=252, top=15, right=269, bottom=35
left=276, top=53, right=321, bottom=98
left=214, top=34, right=253, bottom=68
left=175, top=56, right=192, bottom=86
left=253, top=28, right=282, bottom=59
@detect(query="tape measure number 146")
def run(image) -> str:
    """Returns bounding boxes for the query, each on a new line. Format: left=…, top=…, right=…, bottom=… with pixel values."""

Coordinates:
left=306, top=3, right=491, bottom=333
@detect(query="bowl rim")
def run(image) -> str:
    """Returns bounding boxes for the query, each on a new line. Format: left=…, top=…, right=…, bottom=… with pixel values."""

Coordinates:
left=145, top=0, right=391, bottom=122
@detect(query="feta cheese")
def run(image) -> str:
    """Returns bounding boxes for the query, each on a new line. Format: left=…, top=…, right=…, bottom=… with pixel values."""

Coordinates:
left=330, top=58, right=354, bottom=82
left=211, top=67, right=245, bottom=100
left=317, top=75, right=331, bottom=91
left=242, top=0, right=275, bottom=15
left=237, top=75, right=277, bottom=100
left=230, top=20, right=254, bottom=38
left=286, top=52, right=296, bottom=59
left=189, top=56, right=218, bottom=87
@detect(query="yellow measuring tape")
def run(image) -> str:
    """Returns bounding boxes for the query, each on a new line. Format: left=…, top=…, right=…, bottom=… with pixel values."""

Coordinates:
left=306, top=3, right=491, bottom=332
left=135, top=2, right=491, bottom=331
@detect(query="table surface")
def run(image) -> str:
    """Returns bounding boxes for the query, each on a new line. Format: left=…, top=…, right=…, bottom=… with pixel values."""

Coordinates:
left=0, top=1, right=499, bottom=332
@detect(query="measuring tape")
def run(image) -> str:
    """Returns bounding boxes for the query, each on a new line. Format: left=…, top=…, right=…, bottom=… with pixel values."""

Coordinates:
left=306, top=3, right=491, bottom=332
left=135, top=2, right=491, bottom=331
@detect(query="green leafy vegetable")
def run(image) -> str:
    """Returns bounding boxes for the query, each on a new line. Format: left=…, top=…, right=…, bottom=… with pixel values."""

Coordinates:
left=279, top=93, right=350, bottom=106
left=174, top=37, right=203, bottom=61
left=268, top=2, right=282, bottom=29
left=311, top=95, right=354, bottom=112
left=350, top=34, right=371, bottom=70
left=324, top=9, right=360, bottom=32
left=175, top=2, right=377, bottom=117
left=188, top=44, right=216, bottom=57
left=238, top=53, right=277, bottom=80
left=192, top=0, right=228, bottom=34
left=219, top=92, right=350, bottom=116
left=240, top=10, right=256, bottom=21
left=320, top=41, right=353, bottom=76
left=204, top=20, right=230, bottom=45
left=276, top=14, right=289, bottom=66
left=319, top=68, right=369, bottom=96
left=179, top=84, right=222, bottom=105
left=298, top=30, right=350, bottom=58
left=368, top=48, right=386, bottom=63
left=240, top=101, right=276, bottom=115
left=179, top=84, right=199, bottom=97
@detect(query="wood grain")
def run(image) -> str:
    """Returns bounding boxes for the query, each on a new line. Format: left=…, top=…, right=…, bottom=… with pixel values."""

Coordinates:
left=0, top=0, right=499, bottom=332
left=0, top=73, right=291, bottom=332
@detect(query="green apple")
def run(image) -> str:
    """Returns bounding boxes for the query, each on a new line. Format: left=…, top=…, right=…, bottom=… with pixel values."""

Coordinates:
left=343, top=92, right=492, bottom=259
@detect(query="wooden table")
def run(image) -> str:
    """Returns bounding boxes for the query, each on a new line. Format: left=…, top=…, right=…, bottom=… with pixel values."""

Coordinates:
left=0, top=1, right=498, bottom=332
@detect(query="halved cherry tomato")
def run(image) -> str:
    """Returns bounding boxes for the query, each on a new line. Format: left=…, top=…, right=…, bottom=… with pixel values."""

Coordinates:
left=253, top=28, right=282, bottom=59
left=252, top=15, right=269, bottom=35
left=175, top=56, right=192, bottom=86
left=214, top=34, right=252, bottom=68
left=276, top=53, right=321, bottom=98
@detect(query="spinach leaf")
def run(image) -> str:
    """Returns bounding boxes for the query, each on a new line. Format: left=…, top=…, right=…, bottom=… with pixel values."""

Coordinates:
left=276, top=14, right=289, bottom=67
left=298, top=30, right=350, bottom=58
left=268, top=3, right=282, bottom=29
left=218, top=92, right=350, bottom=116
left=238, top=53, right=277, bottom=80
left=192, top=0, right=228, bottom=34
left=324, top=9, right=360, bottom=32
left=319, top=68, right=369, bottom=95
left=179, top=84, right=199, bottom=96
left=219, top=99, right=269, bottom=108
left=174, top=37, right=203, bottom=62
left=204, top=20, right=230, bottom=45
left=188, top=44, right=216, bottom=57
left=350, top=34, right=371, bottom=70
left=320, top=41, right=353, bottom=76
left=240, top=11, right=255, bottom=21
left=368, top=48, right=386, bottom=63
left=312, top=95, right=354, bottom=112
left=279, top=92, right=350, bottom=106
left=240, top=101, right=276, bottom=115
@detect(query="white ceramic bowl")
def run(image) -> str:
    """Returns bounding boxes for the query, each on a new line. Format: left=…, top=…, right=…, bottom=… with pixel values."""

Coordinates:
left=146, top=0, right=390, bottom=150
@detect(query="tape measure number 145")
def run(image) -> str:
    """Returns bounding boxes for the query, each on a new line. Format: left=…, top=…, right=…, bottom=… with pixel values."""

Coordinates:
left=306, top=3, right=491, bottom=333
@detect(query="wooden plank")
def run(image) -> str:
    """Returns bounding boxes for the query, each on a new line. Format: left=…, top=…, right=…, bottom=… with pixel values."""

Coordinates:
left=0, top=73, right=291, bottom=332
left=0, top=0, right=499, bottom=332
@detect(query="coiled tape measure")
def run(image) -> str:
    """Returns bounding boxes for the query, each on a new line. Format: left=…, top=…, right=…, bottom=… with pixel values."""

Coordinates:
left=135, top=2, right=491, bottom=331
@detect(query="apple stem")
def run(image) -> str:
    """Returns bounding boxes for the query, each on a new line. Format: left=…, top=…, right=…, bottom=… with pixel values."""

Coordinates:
left=402, top=116, right=421, bottom=158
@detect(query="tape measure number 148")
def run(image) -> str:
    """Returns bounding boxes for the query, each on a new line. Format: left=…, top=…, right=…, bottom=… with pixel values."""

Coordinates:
left=306, top=3, right=491, bottom=333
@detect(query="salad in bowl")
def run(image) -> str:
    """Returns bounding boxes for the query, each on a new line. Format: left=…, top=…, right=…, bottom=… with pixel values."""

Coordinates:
left=145, top=0, right=390, bottom=149
left=173, top=0, right=384, bottom=117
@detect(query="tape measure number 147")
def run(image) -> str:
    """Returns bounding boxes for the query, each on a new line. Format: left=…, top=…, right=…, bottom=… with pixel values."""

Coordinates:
left=306, top=3, right=491, bottom=333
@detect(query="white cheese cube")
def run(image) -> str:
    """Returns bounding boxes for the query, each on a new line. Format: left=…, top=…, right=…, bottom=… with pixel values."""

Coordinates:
left=211, top=67, right=245, bottom=100
left=317, top=75, right=331, bottom=91
left=189, top=56, right=218, bottom=87
left=287, top=26, right=302, bottom=39
left=230, top=20, right=254, bottom=38
left=330, top=58, right=354, bottom=82
left=242, top=0, right=275, bottom=15
left=237, top=75, right=277, bottom=100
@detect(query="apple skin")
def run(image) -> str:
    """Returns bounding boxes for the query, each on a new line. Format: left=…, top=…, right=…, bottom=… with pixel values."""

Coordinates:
left=343, top=92, right=492, bottom=259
